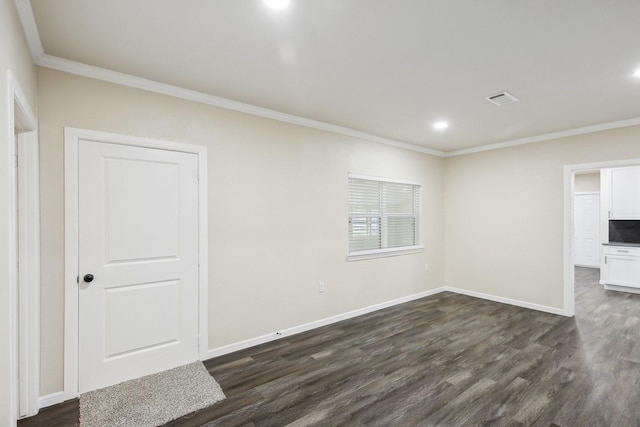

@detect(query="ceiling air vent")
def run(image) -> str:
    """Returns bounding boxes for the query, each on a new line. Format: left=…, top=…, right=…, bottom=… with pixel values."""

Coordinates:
left=486, top=91, right=519, bottom=106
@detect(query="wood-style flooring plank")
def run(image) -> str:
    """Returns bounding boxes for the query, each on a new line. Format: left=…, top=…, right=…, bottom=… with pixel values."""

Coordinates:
left=19, top=267, right=640, bottom=426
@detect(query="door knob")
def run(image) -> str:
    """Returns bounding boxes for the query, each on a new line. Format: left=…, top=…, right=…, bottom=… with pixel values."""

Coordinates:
left=83, top=274, right=94, bottom=283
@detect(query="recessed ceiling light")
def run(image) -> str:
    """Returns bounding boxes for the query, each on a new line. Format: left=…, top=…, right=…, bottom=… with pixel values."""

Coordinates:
left=433, top=121, right=449, bottom=131
left=264, top=0, right=290, bottom=9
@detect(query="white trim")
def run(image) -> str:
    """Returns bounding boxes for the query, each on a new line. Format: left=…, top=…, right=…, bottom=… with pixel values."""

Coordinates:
left=63, top=131, right=79, bottom=401
left=38, top=51, right=640, bottom=161
left=207, top=288, right=446, bottom=358
left=346, top=245, right=424, bottom=262
left=13, top=1, right=640, bottom=159
left=603, top=284, right=640, bottom=295
left=444, top=287, right=569, bottom=316
left=563, top=166, right=576, bottom=317
left=564, top=158, right=640, bottom=173
left=7, top=70, right=40, bottom=421
left=63, top=127, right=209, bottom=400
left=563, top=157, right=640, bottom=320
left=348, top=173, right=422, bottom=187
left=40, top=281, right=574, bottom=399
left=206, top=284, right=571, bottom=360
left=33, top=53, right=640, bottom=160
left=5, top=71, right=18, bottom=427
left=574, top=191, right=600, bottom=196
left=197, top=148, right=209, bottom=361
left=38, top=392, right=65, bottom=409
left=14, top=0, right=640, bottom=160
left=12, top=0, right=444, bottom=159
left=446, top=118, right=640, bottom=157
left=12, top=0, right=44, bottom=63
left=38, top=54, right=444, bottom=157
left=17, top=134, right=40, bottom=418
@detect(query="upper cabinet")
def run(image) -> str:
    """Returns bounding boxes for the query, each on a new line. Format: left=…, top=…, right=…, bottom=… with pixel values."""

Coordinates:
left=609, top=166, right=640, bottom=219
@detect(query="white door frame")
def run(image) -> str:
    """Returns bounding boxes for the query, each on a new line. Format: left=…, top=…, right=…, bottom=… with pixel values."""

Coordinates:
left=63, top=127, right=208, bottom=400
left=563, top=157, right=640, bottom=317
left=7, top=70, right=40, bottom=421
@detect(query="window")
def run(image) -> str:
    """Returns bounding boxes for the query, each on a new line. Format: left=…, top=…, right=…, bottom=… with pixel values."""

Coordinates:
left=347, top=174, right=423, bottom=261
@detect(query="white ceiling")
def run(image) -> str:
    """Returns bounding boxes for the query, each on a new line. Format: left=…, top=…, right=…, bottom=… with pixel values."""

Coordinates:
left=23, top=0, right=640, bottom=153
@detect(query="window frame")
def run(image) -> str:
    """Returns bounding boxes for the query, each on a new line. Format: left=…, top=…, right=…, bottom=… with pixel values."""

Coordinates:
left=347, top=173, right=424, bottom=261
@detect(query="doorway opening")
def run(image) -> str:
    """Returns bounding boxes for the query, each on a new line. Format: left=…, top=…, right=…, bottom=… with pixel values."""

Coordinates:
left=564, top=158, right=640, bottom=317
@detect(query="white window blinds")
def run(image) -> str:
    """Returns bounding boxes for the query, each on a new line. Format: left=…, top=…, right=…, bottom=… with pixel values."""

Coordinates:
left=348, top=175, right=421, bottom=259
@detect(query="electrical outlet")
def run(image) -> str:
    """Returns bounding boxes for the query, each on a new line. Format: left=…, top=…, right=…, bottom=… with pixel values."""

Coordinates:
left=319, top=281, right=326, bottom=293
left=425, top=264, right=429, bottom=272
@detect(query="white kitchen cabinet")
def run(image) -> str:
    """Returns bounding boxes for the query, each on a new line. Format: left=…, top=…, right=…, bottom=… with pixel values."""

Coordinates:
left=602, top=245, right=640, bottom=289
left=609, top=166, right=640, bottom=219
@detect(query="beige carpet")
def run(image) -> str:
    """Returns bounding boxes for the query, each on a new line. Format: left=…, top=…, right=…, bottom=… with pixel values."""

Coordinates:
left=79, top=362, right=226, bottom=427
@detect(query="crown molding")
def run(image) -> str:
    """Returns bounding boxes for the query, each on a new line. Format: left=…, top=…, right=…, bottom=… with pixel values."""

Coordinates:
left=13, top=0, right=44, bottom=63
left=14, top=0, right=640, bottom=159
left=15, top=1, right=444, bottom=157
left=37, top=53, right=446, bottom=157
left=445, top=117, right=640, bottom=157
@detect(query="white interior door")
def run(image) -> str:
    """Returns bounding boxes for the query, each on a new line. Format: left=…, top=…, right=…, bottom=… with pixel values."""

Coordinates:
left=78, top=140, right=200, bottom=393
left=574, top=193, right=600, bottom=268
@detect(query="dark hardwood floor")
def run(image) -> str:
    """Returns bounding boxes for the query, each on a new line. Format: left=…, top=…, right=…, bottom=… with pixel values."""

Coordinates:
left=20, top=267, right=640, bottom=426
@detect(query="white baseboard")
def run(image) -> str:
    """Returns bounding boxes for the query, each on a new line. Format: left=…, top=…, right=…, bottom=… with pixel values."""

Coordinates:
left=603, top=284, right=640, bottom=295
left=38, top=391, right=65, bottom=409
left=36, top=284, right=569, bottom=404
left=444, top=286, right=568, bottom=316
left=206, top=287, right=446, bottom=359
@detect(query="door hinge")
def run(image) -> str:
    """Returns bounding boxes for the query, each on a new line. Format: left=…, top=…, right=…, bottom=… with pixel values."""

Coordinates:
left=15, top=155, right=18, bottom=169
left=605, top=256, right=607, bottom=265
left=77, top=275, right=79, bottom=284
left=608, top=210, right=611, bottom=219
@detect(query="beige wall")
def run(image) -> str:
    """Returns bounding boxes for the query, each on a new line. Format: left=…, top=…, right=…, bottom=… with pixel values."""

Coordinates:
left=37, top=68, right=445, bottom=395
left=29, top=31, right=640, bottom=402
left=445, top=126, right=640, bottom=309
left=0, top=0, right=37, bottom=422
left=574, top=171, right=600, bottom=193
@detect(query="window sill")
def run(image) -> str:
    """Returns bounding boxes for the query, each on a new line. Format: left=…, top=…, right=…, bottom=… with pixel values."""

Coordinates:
left=346, top=245, right=424, bottom=262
